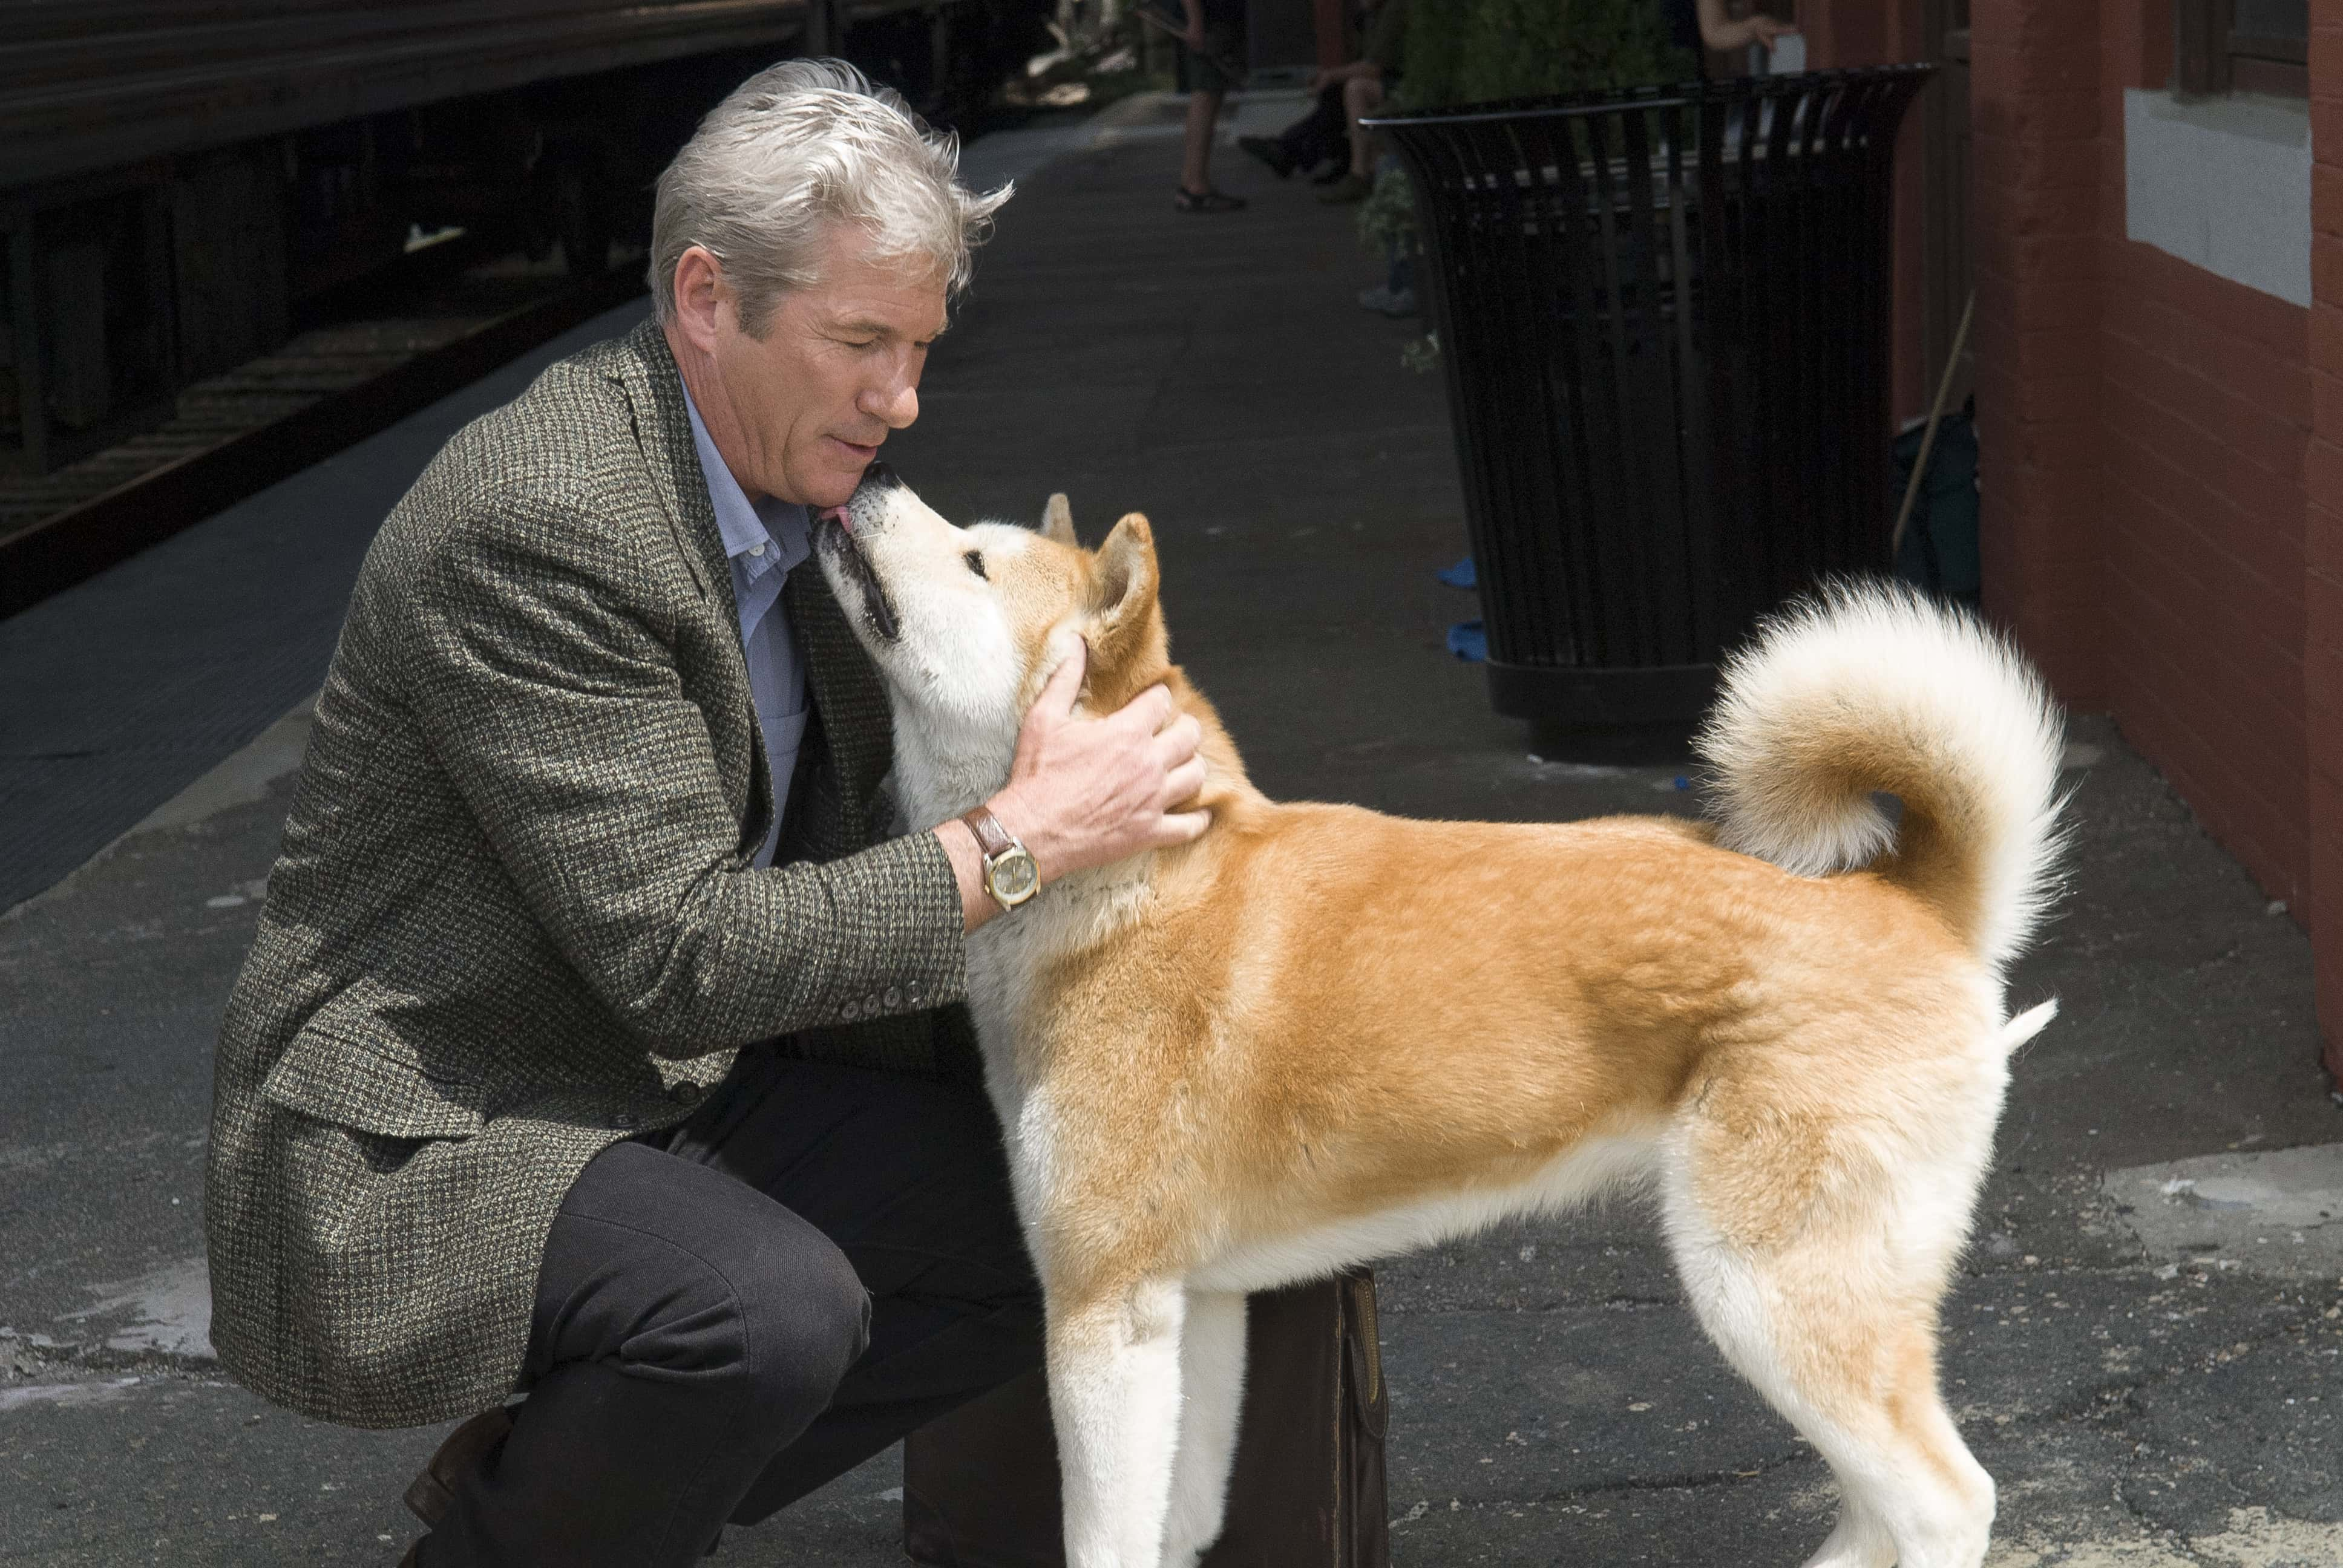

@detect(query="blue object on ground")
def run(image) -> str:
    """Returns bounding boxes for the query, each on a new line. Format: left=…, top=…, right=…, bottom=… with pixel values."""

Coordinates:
left=1437, top=556, right=1476, bottom=589
left=1447, top=620, right=1486, bottom=662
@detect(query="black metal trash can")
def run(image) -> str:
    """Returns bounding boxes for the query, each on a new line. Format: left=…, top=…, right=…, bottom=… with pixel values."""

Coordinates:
left=1369, top=66, right=1934, bottom=725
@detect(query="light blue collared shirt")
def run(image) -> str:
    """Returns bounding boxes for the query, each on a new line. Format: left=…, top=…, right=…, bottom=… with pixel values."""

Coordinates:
left=682, top=388, right=811, bottom=869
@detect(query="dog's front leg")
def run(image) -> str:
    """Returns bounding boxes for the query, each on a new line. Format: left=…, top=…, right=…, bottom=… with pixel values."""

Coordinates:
left=1159, top=1289, right=1247, bottom=1568
left=1050, top=1278, right=1187, bottom=1568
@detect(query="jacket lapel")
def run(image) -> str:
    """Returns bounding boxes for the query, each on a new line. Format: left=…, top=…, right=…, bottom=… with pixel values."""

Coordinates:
left=613, top=318, right=735, bottom=619
left=609, top=319, right=768, bottom=829
left=613, top=318, right=893, bottom=852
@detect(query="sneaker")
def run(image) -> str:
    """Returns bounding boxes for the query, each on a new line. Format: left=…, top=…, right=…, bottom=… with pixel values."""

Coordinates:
left=1358, top=283, right=1418, bottom=318
left=1316, top=171, right=1373, bottom=205
left=1237, top=135, right=1296, bottom=179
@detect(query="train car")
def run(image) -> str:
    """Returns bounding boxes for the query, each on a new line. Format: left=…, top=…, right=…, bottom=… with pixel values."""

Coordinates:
left=0, top=0, right=1046, bottom=476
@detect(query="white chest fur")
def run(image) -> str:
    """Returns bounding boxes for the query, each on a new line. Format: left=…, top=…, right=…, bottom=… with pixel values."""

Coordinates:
left=964, top=867, right=1155, bottom=1077
left=888, top=708, right=1153, bottom=1129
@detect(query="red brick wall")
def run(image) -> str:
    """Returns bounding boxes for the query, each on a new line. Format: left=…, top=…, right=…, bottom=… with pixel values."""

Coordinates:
left=1969, top=0, right=2109, bottom=706
left=2099, top=243, right=2309, bottom=907
left=1806, top=1, right=2339, bottom=1069
left=2310, top=0, right=2343, bottom=1077
left=1971, top=0, right=2327, bottom=1063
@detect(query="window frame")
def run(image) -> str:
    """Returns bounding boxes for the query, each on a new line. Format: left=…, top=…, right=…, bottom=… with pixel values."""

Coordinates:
left=2175, top=0, right=2309, bottom=98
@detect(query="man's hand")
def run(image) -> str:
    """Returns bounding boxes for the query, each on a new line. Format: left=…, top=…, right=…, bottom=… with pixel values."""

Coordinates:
left=1696, top=0, right=1797, bottom=54
left=939, top=642, right=1210, bottom=931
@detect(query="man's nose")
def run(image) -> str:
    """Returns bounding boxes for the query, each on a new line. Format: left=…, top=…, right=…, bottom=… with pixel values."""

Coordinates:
left=863, top=379, right=918, bottom=430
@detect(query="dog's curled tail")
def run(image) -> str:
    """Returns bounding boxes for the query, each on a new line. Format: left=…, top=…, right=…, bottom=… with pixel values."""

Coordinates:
left=1691, top=580, right=2067, bottom=975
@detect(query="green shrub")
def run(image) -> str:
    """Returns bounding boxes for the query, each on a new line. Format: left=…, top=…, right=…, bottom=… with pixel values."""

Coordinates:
left=1368, top=0, right=1694, bottom=368
left=1367, top=0, right=1688, bottom=255
left=1400, top=0, right=1691, bottom=111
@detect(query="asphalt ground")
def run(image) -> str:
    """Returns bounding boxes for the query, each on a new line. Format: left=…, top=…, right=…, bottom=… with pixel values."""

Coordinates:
left=7, top=92, right=2343, bottom=1567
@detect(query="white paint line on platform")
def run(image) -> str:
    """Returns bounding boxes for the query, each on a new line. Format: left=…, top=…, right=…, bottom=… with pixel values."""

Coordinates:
left=57, top=1256, right=215, bottom=1361
left=0, top=1377, right=143, bottom=1414
left=132, top=694, right=317, bottom=836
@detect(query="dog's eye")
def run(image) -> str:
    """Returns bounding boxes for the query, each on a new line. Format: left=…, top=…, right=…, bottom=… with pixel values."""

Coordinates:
left=963, top=550, right=988, bottom=581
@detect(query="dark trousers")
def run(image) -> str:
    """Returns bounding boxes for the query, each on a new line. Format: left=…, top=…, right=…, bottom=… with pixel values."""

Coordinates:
left=418, top=1054, right=1044, bottom=1566
left=1279, top=82, right=1351, bottom=171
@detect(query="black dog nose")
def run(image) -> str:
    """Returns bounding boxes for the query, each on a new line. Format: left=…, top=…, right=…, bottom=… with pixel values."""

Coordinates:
left=860, top=459, right=900, bottom=491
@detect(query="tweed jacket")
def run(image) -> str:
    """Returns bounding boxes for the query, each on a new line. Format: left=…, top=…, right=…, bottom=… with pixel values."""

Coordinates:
left=205, top=318, right=971, bottom=1429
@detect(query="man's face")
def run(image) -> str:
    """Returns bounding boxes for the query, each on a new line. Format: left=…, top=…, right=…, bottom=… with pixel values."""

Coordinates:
left=672, top=223, right=949, bottom=509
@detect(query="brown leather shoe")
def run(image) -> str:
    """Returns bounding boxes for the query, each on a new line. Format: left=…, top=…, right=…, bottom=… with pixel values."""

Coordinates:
left=402, top=1404, right=516, bottom=1527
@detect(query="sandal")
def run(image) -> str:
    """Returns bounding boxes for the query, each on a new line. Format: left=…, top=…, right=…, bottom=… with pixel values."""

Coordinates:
left=1174, top=187, right=1248, bottom=213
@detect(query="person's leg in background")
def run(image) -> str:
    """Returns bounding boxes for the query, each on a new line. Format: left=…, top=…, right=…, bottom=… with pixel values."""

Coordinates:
left=1239, top=80, right=1348, bottom=179
left=1175, top=1, right=1246, bottom=211
left=1320, top=74, right=1386, bottom=204
left=1181, top=85, right=1230, bottom=201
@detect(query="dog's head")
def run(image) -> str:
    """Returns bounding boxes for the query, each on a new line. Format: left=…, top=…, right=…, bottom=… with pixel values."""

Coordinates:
left=812, top=462, right=1170, bottom=779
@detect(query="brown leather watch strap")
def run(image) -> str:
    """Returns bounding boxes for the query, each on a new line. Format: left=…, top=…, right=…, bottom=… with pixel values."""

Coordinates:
left=960, top=806, right=1018, bottom=860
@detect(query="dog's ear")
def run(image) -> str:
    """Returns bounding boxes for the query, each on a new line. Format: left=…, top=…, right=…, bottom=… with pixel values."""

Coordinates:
left=1093, top=513, right=1158, bottom=624
left=1041, top=492, right=1078, bottom=546
left=1082, top=511, right=1167, bottom=708
left=1082, top=513, right=1167, bottom=698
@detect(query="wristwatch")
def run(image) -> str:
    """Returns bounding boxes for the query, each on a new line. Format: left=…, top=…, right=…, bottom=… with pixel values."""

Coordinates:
left=960, top=806, right=1041, bottom=911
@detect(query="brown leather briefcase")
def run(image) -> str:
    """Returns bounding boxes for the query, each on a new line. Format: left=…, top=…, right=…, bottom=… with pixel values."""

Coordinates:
left=903, top=1270, right=1389, bottom=1568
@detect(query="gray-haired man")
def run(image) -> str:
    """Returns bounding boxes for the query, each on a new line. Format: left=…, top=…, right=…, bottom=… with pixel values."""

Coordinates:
left=203, top=61, right=1206, bottom=1566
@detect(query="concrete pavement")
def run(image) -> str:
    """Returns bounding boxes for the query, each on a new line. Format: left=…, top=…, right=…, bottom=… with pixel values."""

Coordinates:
left=8, top=91, right=2343, bottom=1566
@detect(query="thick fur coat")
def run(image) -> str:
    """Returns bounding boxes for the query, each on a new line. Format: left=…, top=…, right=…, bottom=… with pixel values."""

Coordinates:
left=815, top=475, right=2065, bottom=1568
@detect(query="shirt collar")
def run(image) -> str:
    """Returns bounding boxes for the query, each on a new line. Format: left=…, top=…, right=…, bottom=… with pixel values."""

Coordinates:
left=681, top=384, right=811, bottom=583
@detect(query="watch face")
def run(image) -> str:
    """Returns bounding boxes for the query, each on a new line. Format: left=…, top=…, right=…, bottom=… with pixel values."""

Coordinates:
left=988, top=848, right=1040, bottom=905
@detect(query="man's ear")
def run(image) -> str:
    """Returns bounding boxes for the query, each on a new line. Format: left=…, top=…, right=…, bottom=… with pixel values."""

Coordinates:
left=1041, top=492, right=1078, bottom=546
left=668, top=246, right=730, bottom=354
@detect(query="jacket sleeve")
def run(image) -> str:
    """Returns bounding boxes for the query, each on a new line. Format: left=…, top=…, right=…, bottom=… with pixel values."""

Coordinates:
left=398, top=492, right=966, bottom=1057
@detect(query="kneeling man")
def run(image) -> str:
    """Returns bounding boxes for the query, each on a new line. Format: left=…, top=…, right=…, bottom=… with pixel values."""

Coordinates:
left=205, top=59, right=1207, bottom=1566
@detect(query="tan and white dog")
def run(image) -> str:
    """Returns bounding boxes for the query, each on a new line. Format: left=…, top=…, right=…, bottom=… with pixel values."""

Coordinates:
left=813, top=469, right=2065, bottom=1568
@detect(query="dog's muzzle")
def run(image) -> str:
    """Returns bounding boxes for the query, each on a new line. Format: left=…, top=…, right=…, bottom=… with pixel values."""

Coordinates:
left=831, top=460, right=905, bottom=540
left=816, top=513, right=899, bottom=642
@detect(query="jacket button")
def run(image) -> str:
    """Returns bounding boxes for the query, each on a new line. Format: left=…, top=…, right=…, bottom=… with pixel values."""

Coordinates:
left=841, top=999, right=860, bottom=1021
left=609, top=1111, right=640, bottom=1131
left=670, top=1081, right=703, bottom=1104
left=906, top=982, right=925, bottom=1004
left=884, top=987, right=902, bottom=1008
